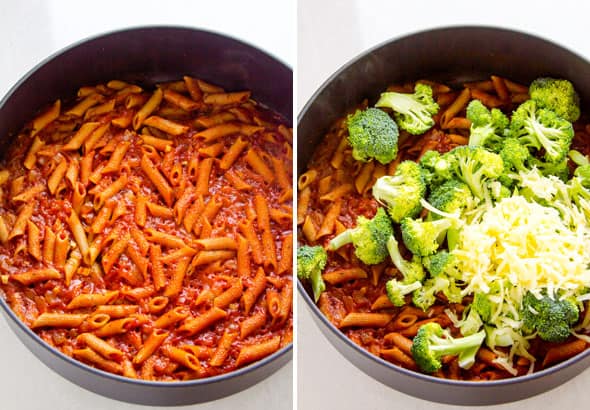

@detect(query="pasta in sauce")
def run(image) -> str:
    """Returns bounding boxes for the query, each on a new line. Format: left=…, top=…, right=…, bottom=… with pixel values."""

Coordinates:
left=0, top=77, right=292, bottom=380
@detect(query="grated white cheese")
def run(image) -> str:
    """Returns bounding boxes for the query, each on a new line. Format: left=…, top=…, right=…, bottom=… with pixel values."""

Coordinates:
left=452, top=193, right=590, bottom=367
left=454, top=195, right=590, bottom=298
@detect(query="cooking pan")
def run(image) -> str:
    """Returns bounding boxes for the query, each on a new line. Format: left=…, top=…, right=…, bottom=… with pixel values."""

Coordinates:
left=297, top=26, right=590, bottom=405
left=0, top=26, right=292, bottom=406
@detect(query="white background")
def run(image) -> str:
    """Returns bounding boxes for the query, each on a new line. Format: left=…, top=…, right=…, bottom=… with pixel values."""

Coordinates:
left=0, top=1, right=294, bottom=409
left=298, top=0, right=590, bottom=409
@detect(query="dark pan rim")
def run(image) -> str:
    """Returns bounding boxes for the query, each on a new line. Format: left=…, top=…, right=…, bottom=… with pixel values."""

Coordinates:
left=297, top=24, right=590, bottom=388
left=0, top=25, right=292, bottom=388
left=0, top=25, right=292, bottom=108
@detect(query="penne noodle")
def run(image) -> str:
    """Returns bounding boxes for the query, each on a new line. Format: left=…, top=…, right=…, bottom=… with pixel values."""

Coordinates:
left=209, top=331, right=237, bottom=366
left=204, top=91, right=251, bottom=106
left=27, top=221, right=42, bottom=261
left=242, top=267, right=266, bottom=315
left=178, top=307, right=228, bottom=336
left=322, top=268, right=367, bottom=285
left=134, top=328, right=169, bottom=365
left=12, top=268, right=61, bottom=285
left=73, top=348, right=122, bottom=374
left=31, top=100, right=60, bottom=137
left=213, top=278, right=243, bottom=309
left=133, top=88, right=163, bottom=130
left=140, top=155, right=174, bottom=206
left=163, top=257, right=191, bottom=298
left=144, top=115, right=189, bottom=136
left=339, top=313, right=393, bottom=328
left=31, top=312, right=87, bottom=328
left=219, top=137, right=249, bottom=170
left=77, top=333, right=124, bottom=361
left=235, top=336, right=280, bottom=368
left=244, top=149, right=274, bottom=183
left=240, top=309, right=266, bottom=340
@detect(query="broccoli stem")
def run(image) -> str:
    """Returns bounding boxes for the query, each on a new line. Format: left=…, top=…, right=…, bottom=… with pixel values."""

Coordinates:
left=328, top=230, right=354, bottom=250
left=429, top=331, right=485, bottom=357
left=310, top=269, right=325, bottom=303
left=569, top=150, right=589, bottom=166
left=387, top=235, right=405, bottom=274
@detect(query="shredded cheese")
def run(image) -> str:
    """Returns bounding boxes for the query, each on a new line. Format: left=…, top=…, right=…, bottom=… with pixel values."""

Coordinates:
left=454, top=195, right=590, bottom=298
left=452, top=193, right=590, bottom=368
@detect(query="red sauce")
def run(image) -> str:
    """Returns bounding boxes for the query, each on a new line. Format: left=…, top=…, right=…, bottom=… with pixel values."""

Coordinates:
left=0, top=79, right=292, bottom=380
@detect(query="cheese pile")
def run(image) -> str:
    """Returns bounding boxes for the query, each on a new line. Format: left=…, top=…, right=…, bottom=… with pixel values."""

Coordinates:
left=450, top=192, right=590, bottom=373
left=454, top=195, right=590, bottom=298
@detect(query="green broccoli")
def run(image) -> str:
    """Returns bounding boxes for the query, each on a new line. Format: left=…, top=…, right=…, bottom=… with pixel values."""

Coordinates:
left=386, top=278, right=422, bottom=307
left=372, top=160, right=426, bottom=223
left=412, top=277, right=445, bottom=311
left=297, top=245, right=328, bottom=302
left=499, top=137, right=531, bottom=173
left=427, top=179, right=474, bottom=217
left=400, top=217, right=452, bottom=256
left=489, top=180, right=511, bottom=201
left=420, top=151, right=456, bottom=185
left=569, top=149, right=589, bottom=167
left=565, top=174, right=590, bottom=220
left=420, top=149, right=442, bottom=170
left=422, top=250, right=458, bottom=277
left=574, top=165, right=590, bottom=189
left=412, top=274, right=462, bottom=311
left=445, top=145, right=504, bottom=200
left=420, top=150, right=456, bottom=186
left=410, top=322, right=486, bottom=373
left=509, top=100, right=574, bottom=164
left=375, top=84, right=439, bottom=135
left=347, top=108, right=399, bottom=164
left=471, top=292, right=494, bottom=323
left=328, top=207, right=393, bottom=265
left=386, top=235, right=425, bottom=283
left=459, top=308, right=484, bottom=336
left=521, top=289, right=579, bottom=342
left=466, top=99, right=509, bottom=150
left=529, top=77, right=580, bottom=122
left=529, top=157, right=570, bottom=182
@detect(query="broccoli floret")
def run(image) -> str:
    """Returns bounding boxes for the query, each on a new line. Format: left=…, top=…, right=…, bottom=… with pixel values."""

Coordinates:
left=412, top=274, right=462, bottom=310
left=445, top=145, right=504, bottom=200
left=386, top=235, right=425, bottom=283
left=420, top=150, right=441, bottom=169
left=529, top=157, right=570, bottom=182
left=400, top=217, right=452, bottom=256
left=509, top=100, right=574, bottom=164
left=472, top=292, right=494, bottom=323
left=569, top=171, right=590, bottom=202
left=297, top=245, right=328, bottom=302
left=499, top=137, right=531, bottom=173
left=420, top=150, right=456, bottom=186
left=386, top=278, right=422, bottom=307
left=347, top=108, right=399, bottom=164
left=372, top=161, right=426, bottom=223
left=375, top=84, right=439, bottom=135
left=412, top=277, right=443, bottom=311
left=328, top=207, right=393, bottom=265
left=427, top=179, right=474, bottom=217
left=411, top=322, right=486, bottom=373
left=529, top=77, right=580, bottom=122
left=460, top=308, right=484, bottom=336
left=489, top=180, right=511, bottom=201
left=466, top=100, right=509, bottom=150
left=574, top=165, right=590, bottom=188
left=422, top=250, right=458, bottom=277
left=521, top=289, right=579, bottom=342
